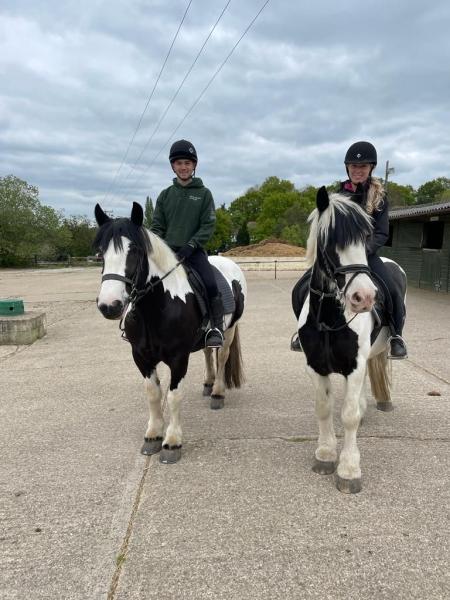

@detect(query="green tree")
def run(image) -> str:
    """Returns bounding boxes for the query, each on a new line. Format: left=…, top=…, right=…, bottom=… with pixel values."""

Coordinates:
left=61, top=216, right=97, bottom=258
left=206, top=205, right=233, bottom=254
left=253, top=178, right=314, bottom=242
left=386, top=182, right=416, bottom=208
left=416, top=177, right=450, bottom=204
left=0, top=175, right=69, bottom=266
left=144, top=196, right=154, bottom=227
left=228, top=187, right=263, bottom=245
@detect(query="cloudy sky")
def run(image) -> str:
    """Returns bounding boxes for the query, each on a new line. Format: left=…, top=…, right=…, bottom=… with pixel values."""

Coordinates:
left=1, top=0, right=449, bottom=217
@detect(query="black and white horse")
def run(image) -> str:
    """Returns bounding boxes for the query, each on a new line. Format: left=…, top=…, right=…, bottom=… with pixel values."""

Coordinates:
left=294, top=187, right=406, bottom=493
left=94, top=202, right=247, bottom=464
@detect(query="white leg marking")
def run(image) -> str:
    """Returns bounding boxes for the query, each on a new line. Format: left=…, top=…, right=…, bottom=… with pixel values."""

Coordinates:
left=212, top=326, right=235, bottom=397
left=144, top=372, right=163, bottom=439
left=164, top=378, right=184, bottom=448
left=309, top=369, right=337, bottom=463
left=337, top=362, right=366, bottom=480
left=203, top=347, right=215, bottom=386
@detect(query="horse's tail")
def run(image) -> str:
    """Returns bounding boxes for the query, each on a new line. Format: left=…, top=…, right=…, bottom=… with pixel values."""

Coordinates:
left=368, top=352, right=392, bottom=406
left=224, top=324, right=245, bottom=389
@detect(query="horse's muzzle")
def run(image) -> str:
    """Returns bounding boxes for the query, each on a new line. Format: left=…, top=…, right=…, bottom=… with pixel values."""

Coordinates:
left=348, top=290, right=375, bottom=313
left=97, top=299, right=124, bottom=320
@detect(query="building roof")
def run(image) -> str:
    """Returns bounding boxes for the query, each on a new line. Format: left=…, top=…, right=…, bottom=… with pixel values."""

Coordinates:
left=389, top=200, right=450, bottom=220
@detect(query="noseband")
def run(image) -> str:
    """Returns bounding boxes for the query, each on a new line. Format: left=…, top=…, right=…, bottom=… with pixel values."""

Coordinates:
left=309, top=245, right=373, bottom=333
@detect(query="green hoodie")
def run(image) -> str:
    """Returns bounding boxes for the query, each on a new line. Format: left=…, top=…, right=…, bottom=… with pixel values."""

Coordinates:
left=150, top=177, right=216, bottom=249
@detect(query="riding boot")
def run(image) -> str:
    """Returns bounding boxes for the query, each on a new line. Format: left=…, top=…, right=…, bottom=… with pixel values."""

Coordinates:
left=387, top=322, right=408, bottom=359
left=205, top=294, right=224, bottom=348
left=290, top=332, right=303, bottom=352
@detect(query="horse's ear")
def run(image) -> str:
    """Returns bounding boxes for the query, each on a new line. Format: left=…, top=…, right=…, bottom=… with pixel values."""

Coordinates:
left=316, top=186, right=329, bottom=213
left=131, top=202, right=144, bottom=227
left=95, top=204, right=110, bottom=226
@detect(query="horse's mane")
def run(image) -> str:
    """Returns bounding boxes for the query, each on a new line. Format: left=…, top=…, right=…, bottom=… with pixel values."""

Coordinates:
left=305, top=193, right=374, bottom=267
left=94, top=218, right=151, bottom=255
left=94, top=217, right=184, bottom=276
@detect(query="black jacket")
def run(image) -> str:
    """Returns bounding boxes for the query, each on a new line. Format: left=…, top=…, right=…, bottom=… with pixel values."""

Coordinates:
left=339, top=180, right=389, bottom=255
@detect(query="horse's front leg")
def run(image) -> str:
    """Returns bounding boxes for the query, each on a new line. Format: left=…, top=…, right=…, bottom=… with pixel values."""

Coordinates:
left=336, top=362, right=366, bottom=494
left=140, top=369, right=164, bottom=455
left=309, top=369, right=337, bottom=475
left=160, top=354, right=189, bottom=464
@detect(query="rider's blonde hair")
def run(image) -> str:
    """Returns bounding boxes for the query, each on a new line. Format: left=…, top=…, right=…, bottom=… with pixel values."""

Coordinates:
left=366, top=176, right=385, bottom=214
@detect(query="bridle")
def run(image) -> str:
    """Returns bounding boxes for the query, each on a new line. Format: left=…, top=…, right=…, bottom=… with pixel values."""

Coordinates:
left=101, top=259, right=183, bottom=305
left=101, top=258, right=184, bottom=339
left=309, top=244, right=373, bottom=333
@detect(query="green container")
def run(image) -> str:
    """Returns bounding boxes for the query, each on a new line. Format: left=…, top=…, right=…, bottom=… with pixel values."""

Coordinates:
left=0, top=299, right=25, bottom=316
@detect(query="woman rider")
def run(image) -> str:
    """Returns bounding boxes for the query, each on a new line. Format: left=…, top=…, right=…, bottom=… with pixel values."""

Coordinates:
left=291, top=141, right=408, bottom=359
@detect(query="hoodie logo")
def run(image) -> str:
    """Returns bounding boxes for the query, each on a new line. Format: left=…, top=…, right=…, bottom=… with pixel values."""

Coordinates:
left=189, top=195, right=201, bottom=201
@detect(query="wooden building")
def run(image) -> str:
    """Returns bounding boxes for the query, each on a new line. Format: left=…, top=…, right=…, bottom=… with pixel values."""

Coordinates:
left=380, top=200, right=450, bottom=292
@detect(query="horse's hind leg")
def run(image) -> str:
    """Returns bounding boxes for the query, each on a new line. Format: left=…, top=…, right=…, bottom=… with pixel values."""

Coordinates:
left=202, top=347, right=215, bottom=398
left=141, top=369, right=164, bottom=456
left=336, top=367, right=365, bottom=494
left=210, top=325, right=235, bottom=410
left=310, top=371, right=337, bottom=475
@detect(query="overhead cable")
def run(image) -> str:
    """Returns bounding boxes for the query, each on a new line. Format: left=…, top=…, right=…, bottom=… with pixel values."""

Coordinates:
left=132, top=0, right=271, bottom=195
left=115, top=0, right=233, bottom=197
left=103, top=0, right=193, bottom=202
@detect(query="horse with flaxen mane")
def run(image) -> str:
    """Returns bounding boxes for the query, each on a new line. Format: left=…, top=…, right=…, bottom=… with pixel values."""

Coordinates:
left=94, top=202, right=247, bottom=464
left=293, top=187, right=406, bottom=493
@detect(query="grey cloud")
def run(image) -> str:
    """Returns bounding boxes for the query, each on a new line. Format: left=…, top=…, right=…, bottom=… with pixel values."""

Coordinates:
left=1, top=0, right=449, bottom=217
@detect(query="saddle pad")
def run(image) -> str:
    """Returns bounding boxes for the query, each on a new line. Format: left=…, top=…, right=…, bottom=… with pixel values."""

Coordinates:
left=187, top=264, right=236, bottom=316
left=211, top=265, right=235, bottom=315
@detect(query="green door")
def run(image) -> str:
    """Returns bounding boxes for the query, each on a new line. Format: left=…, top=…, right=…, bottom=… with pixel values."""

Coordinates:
left=420, top=251, right=442, bottom=290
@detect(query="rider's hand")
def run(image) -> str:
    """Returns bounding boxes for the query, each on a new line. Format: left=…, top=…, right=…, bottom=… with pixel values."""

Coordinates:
left=177, top=244, right=195, bottom=260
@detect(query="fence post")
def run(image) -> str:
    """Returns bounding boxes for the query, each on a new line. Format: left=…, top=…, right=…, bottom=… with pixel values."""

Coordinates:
left=274, top=260, right=277, bottom=280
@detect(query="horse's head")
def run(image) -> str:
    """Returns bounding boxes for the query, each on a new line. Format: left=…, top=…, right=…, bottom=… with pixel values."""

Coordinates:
left=307, top=186, right=377, bottom=313
left=94, top=202, right=150, bottom=319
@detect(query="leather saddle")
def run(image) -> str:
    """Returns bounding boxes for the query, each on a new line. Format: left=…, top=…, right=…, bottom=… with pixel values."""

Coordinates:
left=184, top=264, right=236, bottom=326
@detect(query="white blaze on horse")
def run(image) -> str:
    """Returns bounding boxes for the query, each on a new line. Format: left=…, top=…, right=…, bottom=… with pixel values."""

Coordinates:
left=94, top=202, right=247, bottom=464
left=294, top=187, right=407, bottom=493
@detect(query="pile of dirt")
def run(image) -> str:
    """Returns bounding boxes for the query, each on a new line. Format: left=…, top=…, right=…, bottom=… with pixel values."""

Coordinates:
left=223, top=238, right=306, bottom=257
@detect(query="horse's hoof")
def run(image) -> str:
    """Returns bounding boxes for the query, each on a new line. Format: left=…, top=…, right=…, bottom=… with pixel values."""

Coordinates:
left=210, top=394, right=224, bottom=410
left=335, top=475, right=362, bottom=494
left=312, top=459, right=336, bottom=475
left=159, top=446, right=182, bottom=464
left=141, top=437, right=163, bottom=455
left=203, top=383, right=213, bottom=397
left=376, top=401, right=394, bottom=412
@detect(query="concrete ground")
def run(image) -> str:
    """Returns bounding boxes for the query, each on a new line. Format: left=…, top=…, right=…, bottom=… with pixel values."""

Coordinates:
left=0, top=267, right=449, bottom=600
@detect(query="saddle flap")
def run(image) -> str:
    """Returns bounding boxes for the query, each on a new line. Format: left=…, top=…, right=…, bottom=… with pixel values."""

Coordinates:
left=185, top=264, right=236, bottom=317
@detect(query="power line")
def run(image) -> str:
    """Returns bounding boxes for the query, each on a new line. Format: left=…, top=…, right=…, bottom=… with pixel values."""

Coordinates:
left=103, top=0, right=193, bottom=202
left=115, top=0, right=233, bottom=197
left=131, top=0, right=271, bottom=196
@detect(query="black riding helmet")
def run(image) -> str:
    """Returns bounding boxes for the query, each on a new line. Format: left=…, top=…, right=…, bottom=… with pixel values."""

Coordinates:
left=169, top=139, right=198, bottom=163
left=344, top=141, right=377, bottom=165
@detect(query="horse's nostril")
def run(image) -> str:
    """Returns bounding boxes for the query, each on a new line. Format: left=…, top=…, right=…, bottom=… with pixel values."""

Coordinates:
left=353, top=293, right=362, bottom=303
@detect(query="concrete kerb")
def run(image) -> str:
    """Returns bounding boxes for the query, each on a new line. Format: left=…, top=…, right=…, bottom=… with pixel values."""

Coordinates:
left=0, top=266, right=449, bottom=600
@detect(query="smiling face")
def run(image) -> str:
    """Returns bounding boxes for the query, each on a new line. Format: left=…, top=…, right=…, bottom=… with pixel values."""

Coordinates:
left=347, top=163, right=373, bottom=186
left=171, top=159, right=196, bottom=184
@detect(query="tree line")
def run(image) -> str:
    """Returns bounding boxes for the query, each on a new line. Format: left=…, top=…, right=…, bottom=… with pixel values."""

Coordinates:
left=1, top=174, right=449, bottom=267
